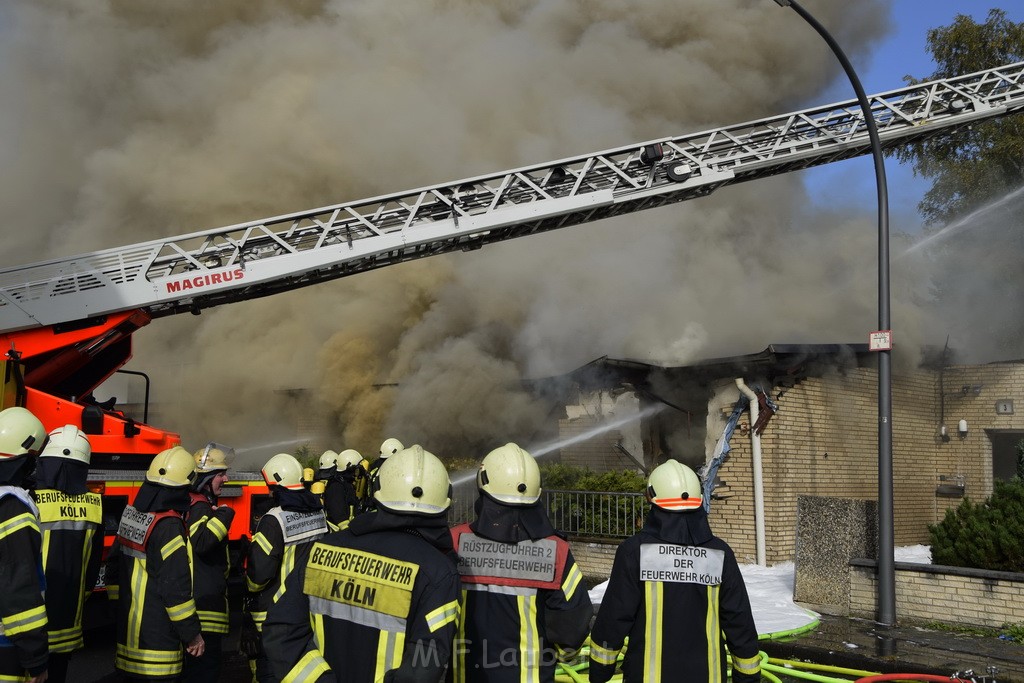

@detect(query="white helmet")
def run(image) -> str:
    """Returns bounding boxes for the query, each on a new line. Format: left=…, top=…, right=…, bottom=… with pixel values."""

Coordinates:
left=147, top=446, right=198, bottom=488
left=337, top=449, right=363, bottom=470
left=0, top=407, right=47, bottom=459
left=378, top=437, right=404, bottom=461
left=478, top=442, right=541, bottom=505
left=373, top=444, right=451, bottom=515
left=262, top=453, right=305, bottom=490
left=647, top=460, right=703, bottom=511
left=318, top=450, right=340, bottom=470
left=39, top=425, right=91, bottom=465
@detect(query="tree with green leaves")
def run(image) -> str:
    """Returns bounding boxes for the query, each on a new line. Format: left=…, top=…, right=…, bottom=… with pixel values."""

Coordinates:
left=892, top=9, right=1024, bottom=226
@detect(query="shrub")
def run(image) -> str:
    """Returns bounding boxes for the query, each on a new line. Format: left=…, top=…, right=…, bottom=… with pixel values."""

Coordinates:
left=928, top=478, right=1024, bottom=571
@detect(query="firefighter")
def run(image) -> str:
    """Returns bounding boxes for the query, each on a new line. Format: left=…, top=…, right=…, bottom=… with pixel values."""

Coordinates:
left=450, top=442, right=592, bottom=683
left=317, top=448, right=362, bottom=527
left=32, top=425, right=104, bottom=683
left=262, top=444, right=461, bottom=683
left=181, top=444, right=235, bottom=683
left=588, top=460, right=761, bottom=683
left=359, top=437, right=403, bottom=514
left=243, top=453, right=329, bottom=682
left=0, top=407, right=49, bottom=683
left=108, top=445, right=205, bottom=680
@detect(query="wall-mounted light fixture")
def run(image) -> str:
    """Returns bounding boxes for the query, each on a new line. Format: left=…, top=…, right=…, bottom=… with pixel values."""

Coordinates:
left=958, top=419, right=969, bottom=438
left=939, top=424, right=950, bottom=442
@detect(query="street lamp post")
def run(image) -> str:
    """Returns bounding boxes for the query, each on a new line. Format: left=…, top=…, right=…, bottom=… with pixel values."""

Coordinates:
left=772, top=0, right=896, bottom=626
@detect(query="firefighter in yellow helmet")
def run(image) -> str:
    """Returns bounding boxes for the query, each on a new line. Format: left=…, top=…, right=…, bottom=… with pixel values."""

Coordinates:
left=0, top=407, right=49, bottom=683
left=359, top=437, right=403, bottom=514
left=589, top=460, right=761, bottom=683
left=262, top=445, right=460, bottom=682
left=242, top=453, right=329, bottom=681
left=108, top=446, right=205, bottom=680
left=450, top=442, right=592, bottom=682
left=31, top=425, right=103, bottom=683
left=180, top=443, right=236, bottom=683
left=317, top=448, right=363, bottom=527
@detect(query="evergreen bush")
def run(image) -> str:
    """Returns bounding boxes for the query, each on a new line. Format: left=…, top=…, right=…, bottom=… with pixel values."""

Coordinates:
left=928, top=477, right=1024, bottom=571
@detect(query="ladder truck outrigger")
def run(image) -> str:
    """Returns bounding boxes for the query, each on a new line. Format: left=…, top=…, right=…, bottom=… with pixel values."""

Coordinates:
left=2, top=61, right=1023, bottom=561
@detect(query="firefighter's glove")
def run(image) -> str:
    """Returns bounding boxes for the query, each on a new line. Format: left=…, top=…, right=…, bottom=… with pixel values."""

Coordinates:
left=238, top=610, right=262, bottom=659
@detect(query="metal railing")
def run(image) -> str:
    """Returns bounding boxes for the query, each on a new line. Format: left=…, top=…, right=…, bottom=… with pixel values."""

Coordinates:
left=449, top=488, right=648, bottom=540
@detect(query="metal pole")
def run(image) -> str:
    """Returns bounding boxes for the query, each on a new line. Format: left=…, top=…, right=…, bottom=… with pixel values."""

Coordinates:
left=773, top=0, right=895, bottom=625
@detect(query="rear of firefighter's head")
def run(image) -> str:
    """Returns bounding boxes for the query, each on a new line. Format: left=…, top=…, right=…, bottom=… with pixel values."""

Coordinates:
left=262, top=453, right=305, bottom=490
left=646, top=460, right=703, bottom=512
left=0, top=406, right=47, bottom=460
left=373, top=444, right=451, bottom=516
left=477, top=442, right=541, bottom=505
left=146, top=446, right=198, bottom=488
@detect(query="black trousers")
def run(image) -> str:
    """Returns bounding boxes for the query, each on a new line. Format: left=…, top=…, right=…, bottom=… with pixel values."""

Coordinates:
left=180, top=632, right=222, bottom=683
left=46, top=652, right=70, bottom=683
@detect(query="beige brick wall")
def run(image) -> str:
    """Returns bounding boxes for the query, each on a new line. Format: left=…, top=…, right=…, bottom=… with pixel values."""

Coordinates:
left=710, top=363, right=1024, bottom=564
left=850, top=565, right=1024, bottom=629
left=570, top=540, right=620, bottom=582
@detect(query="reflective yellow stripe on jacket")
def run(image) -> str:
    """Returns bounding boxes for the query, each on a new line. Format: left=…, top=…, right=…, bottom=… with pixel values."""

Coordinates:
left=0, top=511, right=37, bottom=540
left=1, top=604, right=47, bottom=637
left=115, top=643, right=184, bottom=678
left=283, top=649, right=331, bottom=683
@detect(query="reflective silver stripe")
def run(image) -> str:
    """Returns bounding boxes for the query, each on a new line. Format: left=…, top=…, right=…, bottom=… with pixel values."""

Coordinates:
left=424, top=600, right=458, bottom=633
left=38, top=519, right=96, bottom=531
left=121, top=545, right=146, bottom=560
left=207, top=516, right=228, bottom=541
left=462, top=583, right=538, bottom=596
left=308, top=596, right=407, bottom=632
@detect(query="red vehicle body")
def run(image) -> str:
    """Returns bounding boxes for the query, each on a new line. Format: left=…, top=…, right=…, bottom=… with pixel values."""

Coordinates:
left=1, top=310, right=270, bottom=559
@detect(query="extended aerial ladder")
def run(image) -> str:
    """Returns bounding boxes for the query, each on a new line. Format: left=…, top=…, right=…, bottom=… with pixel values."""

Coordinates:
left=0, top=60, right=1022, bottom=494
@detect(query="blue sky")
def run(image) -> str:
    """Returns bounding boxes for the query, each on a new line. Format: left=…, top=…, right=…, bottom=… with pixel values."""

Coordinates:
left=801, top=2, right=1024, bottom=234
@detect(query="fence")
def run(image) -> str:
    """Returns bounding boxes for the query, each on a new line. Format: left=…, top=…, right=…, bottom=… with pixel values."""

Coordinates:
left=449, top=488, right=648, bottom=540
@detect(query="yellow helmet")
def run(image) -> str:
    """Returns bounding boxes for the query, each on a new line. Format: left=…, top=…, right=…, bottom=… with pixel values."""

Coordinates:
left=374, top=445, right=451, bottom=515
left=147, top=446, right=197, bottom=488
left=647, top=460, right=702, bottom=511
left=378, top=437, right=404, bottom=461
left=0, top=406, right=46, bottom=459
left=478, top=442, right=541, bottom=505
left=193, top=443, right=230, bottom=473
left=262, top=453, right=304, bottom=490
left=337, top=449, right=363, bottom=470
left=39, top=425, right=91, bottom=465
left=318, top=450, right=340, bottom=470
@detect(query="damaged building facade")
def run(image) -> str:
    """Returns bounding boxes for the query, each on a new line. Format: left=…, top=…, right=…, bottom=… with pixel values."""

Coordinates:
left=549, top=345, right=1024, bottom=565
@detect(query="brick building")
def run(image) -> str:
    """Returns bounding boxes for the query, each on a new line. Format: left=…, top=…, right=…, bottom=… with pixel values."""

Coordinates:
left=548, top=345, right=1024, bottom=564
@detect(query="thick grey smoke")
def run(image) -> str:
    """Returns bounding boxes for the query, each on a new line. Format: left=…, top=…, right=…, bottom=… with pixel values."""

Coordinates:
left=3, top=0, right=956, bottom=466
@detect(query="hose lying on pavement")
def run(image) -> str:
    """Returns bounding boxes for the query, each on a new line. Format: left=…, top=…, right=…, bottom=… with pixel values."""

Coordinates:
left=553, top=620, right=972, bottom=683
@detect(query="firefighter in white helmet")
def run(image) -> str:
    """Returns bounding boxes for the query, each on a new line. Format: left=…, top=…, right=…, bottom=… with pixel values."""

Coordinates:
left=589, top=460, right=761, bottom=683
left=263, top=445, right=460, bottom=682
left=0, top=407, right=48, bottom=683
left=32, top=425, right=103, bottom=683
left=243, top=453, right=329, bottom=681
left=450, top=442, right=592, bottom=682
left=359, top=437, right=403, bottom=514
left=181, top=444, right=236, bottom=683
left=108, top=446, right=205, bottom=680
left=317, top=448, right=363, bottom=527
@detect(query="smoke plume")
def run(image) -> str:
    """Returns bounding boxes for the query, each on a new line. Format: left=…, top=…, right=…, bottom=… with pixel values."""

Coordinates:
left=7, top=0, right=985, bottom=467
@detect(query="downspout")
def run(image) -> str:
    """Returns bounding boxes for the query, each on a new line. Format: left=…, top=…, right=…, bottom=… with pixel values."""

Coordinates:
left=735, top=378, right=766, bottom=566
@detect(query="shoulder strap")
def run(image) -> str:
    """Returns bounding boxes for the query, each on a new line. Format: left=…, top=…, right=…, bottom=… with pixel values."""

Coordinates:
left=0, top=485, right=39, bottom=518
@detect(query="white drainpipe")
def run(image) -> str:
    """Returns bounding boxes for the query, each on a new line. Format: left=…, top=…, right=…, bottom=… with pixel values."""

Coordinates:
left=735, top=378, right=766, bottom=566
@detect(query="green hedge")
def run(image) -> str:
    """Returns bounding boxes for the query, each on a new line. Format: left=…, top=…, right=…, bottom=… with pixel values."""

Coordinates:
left=929, top=477, right=1024, bottom=572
